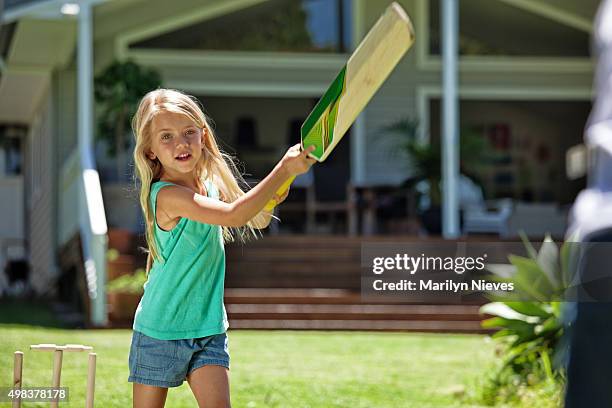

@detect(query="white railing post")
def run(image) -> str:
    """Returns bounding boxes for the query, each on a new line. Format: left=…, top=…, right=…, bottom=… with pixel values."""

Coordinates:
left=78, top=0, right=108, bottom=326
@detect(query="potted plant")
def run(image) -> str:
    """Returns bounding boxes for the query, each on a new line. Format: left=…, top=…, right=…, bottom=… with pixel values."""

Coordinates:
left=106, top=267, right=146, bottom=323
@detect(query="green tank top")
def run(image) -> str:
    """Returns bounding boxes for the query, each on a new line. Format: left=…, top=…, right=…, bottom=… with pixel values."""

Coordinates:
left=133, top=179, right=229, bottom=340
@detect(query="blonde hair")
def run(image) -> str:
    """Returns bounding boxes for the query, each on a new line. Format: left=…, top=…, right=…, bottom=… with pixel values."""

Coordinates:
left=132, top=88, right=267, bottom=273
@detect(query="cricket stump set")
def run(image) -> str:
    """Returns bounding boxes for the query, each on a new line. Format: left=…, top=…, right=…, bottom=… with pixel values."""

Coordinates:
left=12, top=344, right=96, bottom=407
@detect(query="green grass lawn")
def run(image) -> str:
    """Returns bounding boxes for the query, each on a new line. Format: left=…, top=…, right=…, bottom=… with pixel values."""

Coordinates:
left=0, top=325, right=503, bottom=408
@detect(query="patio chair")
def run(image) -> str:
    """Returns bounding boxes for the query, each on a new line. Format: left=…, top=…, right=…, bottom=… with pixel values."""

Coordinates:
left=460, top=175, right=513, bottom=237
left=463, top=198, right=514, bottom=237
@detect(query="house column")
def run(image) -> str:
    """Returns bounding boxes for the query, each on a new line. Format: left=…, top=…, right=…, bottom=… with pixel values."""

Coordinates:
left=350, top=0, right=366, bottom=186
left=441, top=0, right=460, bottom=238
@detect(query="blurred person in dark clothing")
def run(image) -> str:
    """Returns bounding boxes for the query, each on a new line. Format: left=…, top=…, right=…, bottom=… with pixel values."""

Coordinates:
left=565, top=0, right=612, bottom=406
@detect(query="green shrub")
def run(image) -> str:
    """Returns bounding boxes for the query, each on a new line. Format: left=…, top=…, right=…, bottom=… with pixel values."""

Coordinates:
left=106, top=268, right=147, bottom=294
left=477, top=235, right=578, bottom=405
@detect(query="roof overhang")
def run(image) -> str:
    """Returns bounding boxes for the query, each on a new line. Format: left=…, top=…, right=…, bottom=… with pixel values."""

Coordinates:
left=0, top=65, right=50, bottom=122
left=3, top=0, right=69, bottom=24
left=0, top=17, right=75, bottom=122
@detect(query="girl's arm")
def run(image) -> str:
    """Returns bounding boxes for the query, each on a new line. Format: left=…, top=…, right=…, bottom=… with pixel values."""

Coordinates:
left=157, top=144, right=315, bottom=228
left=249, top=187, right=290, bottom=229
left=250, top=210, right=273, bottom=229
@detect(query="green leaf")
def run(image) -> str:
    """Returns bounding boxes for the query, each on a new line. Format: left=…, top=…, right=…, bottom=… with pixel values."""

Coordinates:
left=491, top=329, right=513, bottom=339
left=504, top=302, right=551, bottom=319
left=549, top=301, right=563, bottom=317
left=486, top=263, right=516, bottom=279
left=560, top=238, right=580, bottom=289
left=540, top=350, right=554, bottom=381
left=480, top=302, right=539, bottom=324
left=536, top=236, right=560, bottom=289
left=106, top=268, right=147, bottom=294
left=94, top=59, right=162, bottom=158
left=519, top=231, right=538, bottom=260
left=508, top=255, right=554, bottom=301
left=534, top=316, right=561, bottom=336
left=106, top=248, right=120, bottom=261
left=482, top=317, right=535, bottom=339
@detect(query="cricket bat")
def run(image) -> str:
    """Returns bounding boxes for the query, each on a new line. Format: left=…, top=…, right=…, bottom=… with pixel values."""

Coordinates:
left=265, top=2, right=415, bottom=211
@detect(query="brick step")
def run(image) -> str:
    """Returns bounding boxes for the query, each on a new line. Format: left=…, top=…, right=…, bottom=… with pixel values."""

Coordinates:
left=223, top=288, right=487, bottom=332
left=229, top=236, right=368, bottom=247
left=224, top=288, right=361, bottom=304
left=227, top=319, right=486, bottom=333
left=225, top=248, right=359, bottom=262
left=107, top=319, right=486, bottom=333
left=227, top=261, right=358, bottom=274
left=226, top=304, right=483, bottom=321
left=223, top=288, right=487, bottom=305
left=231, top=235, right=434, bottom=247
left=106, top=289, right=488, bottom=333
left=225, top=278, right=360, bottom=290
left=227, top=236, right=520, bottom=264
left=225, top=274, right=359, bottom=287
left=225, top=262, right=361, bottom=289
left=225, top=279, right=360, bottom=288
left=229, top=313, right=481, bottom=322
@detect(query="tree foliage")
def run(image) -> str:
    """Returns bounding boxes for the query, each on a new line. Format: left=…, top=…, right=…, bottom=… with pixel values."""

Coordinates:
left=94, top=60, right=162, bottom=157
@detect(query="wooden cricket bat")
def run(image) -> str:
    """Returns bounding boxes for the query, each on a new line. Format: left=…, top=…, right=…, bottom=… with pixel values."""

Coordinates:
left=265, top=2, right=415, bottom=211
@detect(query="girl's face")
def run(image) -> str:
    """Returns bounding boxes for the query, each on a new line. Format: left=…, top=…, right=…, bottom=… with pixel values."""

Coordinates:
left=147, top=111, right=204, bottom=179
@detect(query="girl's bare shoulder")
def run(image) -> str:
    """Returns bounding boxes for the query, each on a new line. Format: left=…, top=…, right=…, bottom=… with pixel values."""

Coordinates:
left=155, top=184, right=199, bottom=227
left=155, top=183, right=201, bottom=205
left=153, top=179, right=238, bottom=227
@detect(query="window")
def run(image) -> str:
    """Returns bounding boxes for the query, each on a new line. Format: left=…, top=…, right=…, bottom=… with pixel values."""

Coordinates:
left=428, top=0, right=591, bottom=57
left=0, top=125, right=25, bottom=176
left=131, top=0, right=353, bottom=53
left=428, top=99, right=590, bottom=204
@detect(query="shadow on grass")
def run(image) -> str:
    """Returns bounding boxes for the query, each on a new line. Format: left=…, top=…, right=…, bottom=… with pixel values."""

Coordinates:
left=0, top=298, right=70, bottom=328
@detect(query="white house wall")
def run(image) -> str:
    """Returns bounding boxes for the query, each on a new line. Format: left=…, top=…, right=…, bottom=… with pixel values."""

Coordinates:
left=54, top=68, right=80, bottom=248
left=25, top=88, right=58, bottom=296
left=0, top=14, right=78, bottom=296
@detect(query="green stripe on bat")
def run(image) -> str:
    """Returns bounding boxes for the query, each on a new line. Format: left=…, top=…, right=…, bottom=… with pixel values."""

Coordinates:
left=326, top=91, right=341, bottom=148
left=301, top=66, right=346, bottom=160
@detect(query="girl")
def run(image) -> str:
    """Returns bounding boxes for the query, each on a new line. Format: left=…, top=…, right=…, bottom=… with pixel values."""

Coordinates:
left=128, top=88, right=316, bottom=408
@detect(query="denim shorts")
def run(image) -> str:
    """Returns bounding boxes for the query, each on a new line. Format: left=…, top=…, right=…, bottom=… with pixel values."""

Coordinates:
left=128, top=330, right=230, bottom=388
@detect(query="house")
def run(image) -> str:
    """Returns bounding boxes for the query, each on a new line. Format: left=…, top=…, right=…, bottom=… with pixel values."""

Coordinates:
left=0, top=0, right=597, bottom=326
